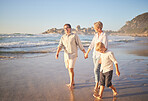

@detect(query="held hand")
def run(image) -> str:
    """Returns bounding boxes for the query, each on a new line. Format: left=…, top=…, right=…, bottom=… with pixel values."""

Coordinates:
left=116, top=71, right=120, bottom=77
left=84, top=53, right=88, bottom=59
left=55, top=53, right=59, bottom=59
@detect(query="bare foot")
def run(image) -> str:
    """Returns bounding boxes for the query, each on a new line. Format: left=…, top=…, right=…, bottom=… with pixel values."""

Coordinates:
left=66, top=84, right=74, bottom=89
left=94, top=86, right=98, bottom=92
left=112, top=89, right=118, bottom=96
left=93, top=94, right=102, bottom=99
left=94, top=85, right=100, bottom=92
left=113, top=97, right=117, bottom=101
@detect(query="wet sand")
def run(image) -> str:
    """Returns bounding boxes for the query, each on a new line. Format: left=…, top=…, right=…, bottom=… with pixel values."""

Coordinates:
left=0, top=40, right=148, bottom=101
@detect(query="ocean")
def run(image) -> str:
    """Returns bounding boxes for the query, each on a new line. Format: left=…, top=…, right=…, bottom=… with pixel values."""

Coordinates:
left=0, top=33, right=145, bottom=59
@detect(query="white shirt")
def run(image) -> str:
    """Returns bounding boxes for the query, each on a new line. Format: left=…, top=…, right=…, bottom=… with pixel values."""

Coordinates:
left=88, top=32, right=108, bottom=59
left=100, top=50, right=118, bottom=73
left=58, top=33, right=84, bottom=59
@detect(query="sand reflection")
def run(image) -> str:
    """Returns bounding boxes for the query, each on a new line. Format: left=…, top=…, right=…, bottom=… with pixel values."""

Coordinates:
left=69, top=89, right=75, bottom=101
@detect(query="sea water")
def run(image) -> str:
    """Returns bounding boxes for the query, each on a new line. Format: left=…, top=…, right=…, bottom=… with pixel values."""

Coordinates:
left=0, top=33, right=142, bottom=59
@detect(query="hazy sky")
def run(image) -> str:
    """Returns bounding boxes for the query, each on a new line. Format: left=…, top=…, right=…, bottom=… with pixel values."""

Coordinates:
left=0, top=0, right=148, bottom=34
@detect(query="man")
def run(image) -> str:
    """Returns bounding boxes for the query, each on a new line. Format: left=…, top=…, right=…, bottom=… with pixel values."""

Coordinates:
left=56, top=24, right=86, bottom=89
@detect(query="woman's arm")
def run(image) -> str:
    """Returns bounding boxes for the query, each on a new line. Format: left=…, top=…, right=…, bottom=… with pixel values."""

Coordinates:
left=85, top=48, right=91, bottom=58
left=102, top=34, right=108, bottom=49
left=85, top=35, right=96, bottom=58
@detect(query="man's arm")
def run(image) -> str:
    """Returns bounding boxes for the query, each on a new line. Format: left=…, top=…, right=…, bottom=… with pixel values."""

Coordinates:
left=56, top=47, right=62, bottom=59
left=81, top=49, right=86, bottom=59
left=82, top=49, right=86, bottom=54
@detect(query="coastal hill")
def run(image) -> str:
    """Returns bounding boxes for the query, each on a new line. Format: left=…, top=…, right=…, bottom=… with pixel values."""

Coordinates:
left=42, top=26, right=96, bottom=35
left=42, top=12, right=148, bottom=36
left=118, top=12, right=148, bottom=36
left=42, top=25, right=114, bottom=35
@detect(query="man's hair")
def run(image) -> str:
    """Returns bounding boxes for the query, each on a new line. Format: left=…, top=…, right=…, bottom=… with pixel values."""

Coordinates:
left=64, top=24, right=71, bottom=28
left=95, top=42, right=105, bottom=51
left=94, top=21, right=103, bottom=29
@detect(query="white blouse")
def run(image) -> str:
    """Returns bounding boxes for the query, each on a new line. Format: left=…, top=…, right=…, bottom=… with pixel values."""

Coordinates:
left=88, top=32, right=108, bottom=59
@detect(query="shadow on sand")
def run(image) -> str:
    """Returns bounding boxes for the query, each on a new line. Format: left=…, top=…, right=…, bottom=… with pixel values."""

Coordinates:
left=74, top=82, right=95, bottom=89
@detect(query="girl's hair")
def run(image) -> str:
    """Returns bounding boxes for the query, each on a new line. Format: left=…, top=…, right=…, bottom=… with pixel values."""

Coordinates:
left=95, top=42, right=105, bottom=51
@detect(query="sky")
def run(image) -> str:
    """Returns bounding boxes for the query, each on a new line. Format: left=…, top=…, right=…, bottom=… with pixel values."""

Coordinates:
left=0, top=0, right=148, bottom=34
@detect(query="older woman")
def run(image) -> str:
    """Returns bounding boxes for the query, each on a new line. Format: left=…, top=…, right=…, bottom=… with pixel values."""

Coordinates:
left=85, top=21, right=108, bottom=91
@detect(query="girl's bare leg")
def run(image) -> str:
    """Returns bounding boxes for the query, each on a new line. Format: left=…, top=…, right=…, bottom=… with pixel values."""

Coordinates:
left=109, top=85, right=118, bottom=96
left=99, top=85, right=105, bottom=98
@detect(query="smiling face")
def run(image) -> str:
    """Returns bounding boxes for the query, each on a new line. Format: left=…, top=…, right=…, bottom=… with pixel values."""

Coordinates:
left=94, top=21, right=103, bottom=33
left=64, top=25, right=71, bottom=34
left=94, top=26, right=102, bottom=33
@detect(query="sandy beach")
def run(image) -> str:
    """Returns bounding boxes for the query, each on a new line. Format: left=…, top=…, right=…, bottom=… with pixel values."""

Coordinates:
left=0, top=37, right=148, bottom=101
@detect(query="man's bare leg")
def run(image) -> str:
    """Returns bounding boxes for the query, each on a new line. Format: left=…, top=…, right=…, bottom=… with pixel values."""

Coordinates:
left=67, top=68, right=74, bottom=89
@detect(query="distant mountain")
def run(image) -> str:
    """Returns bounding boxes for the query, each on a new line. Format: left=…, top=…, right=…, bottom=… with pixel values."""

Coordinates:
left=42, top=25, right=114, bottom=35
left=119, top=12, right=148, bottom=34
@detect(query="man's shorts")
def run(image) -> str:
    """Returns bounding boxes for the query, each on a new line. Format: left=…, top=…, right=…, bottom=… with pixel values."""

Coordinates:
left=64, top=57, right=77, bottom=68
left=100, top=70, right=113, bottom=87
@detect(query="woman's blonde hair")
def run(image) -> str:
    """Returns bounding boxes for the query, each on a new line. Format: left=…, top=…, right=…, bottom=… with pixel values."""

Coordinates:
left=94, top=21, right=103, bottom=29
left=95, top=42, right=105, bottom=51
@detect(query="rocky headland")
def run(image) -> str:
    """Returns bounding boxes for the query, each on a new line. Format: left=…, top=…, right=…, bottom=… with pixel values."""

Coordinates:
left=113, top=12, right=148, bottom=37
left=42, top=12, right=148, bottom=37
left=42, top=25, right=115, bottom=35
